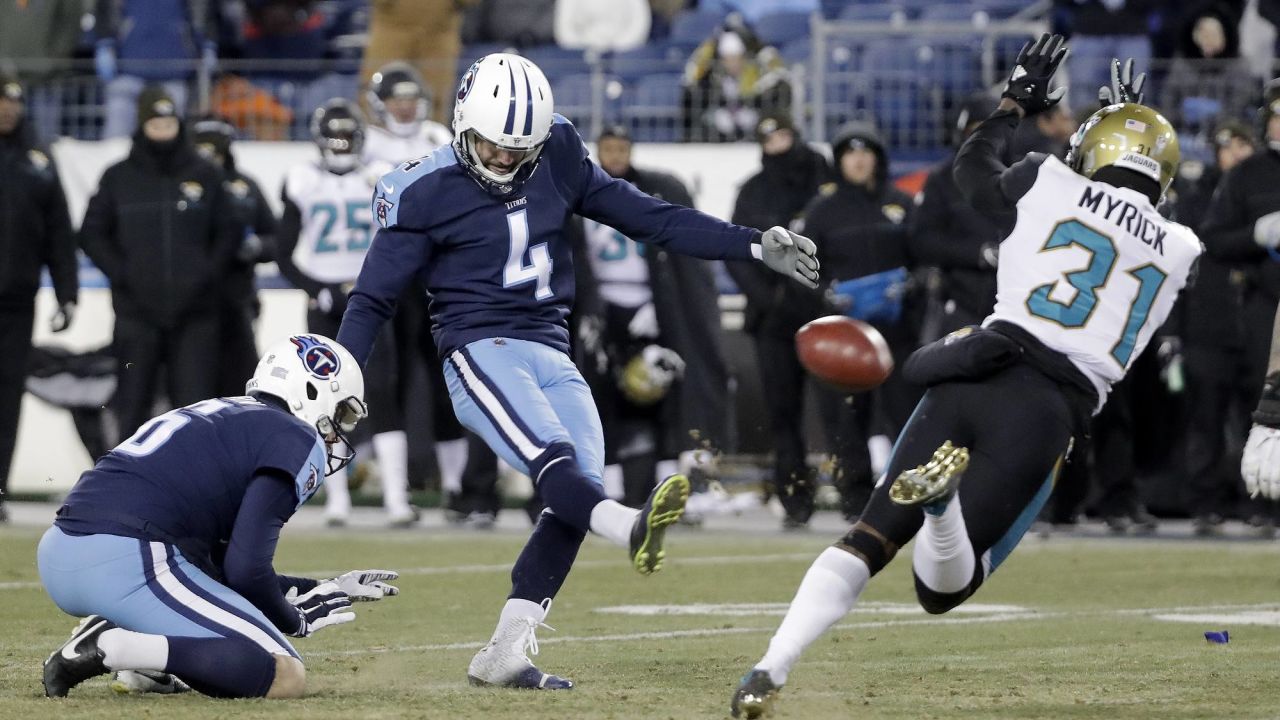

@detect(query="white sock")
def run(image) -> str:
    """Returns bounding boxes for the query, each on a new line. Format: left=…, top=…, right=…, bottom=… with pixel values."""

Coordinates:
left=589, top=499, right=639, bottom=547
left=913, top=494, right=974, bottom=594
left=756, top=547, right=870, bottom=686
left=373, top=431, right=411, bottom=516
left=492, top=598, right=545, bottom=641
left=324, top=467, right=350, bottom=517
left=654, top=458, right=679, bottom=482
left=97, top=628, right=169, bottom=672
left=435, top=438, right=468, bottom=494
left=603, top=464, right=625, bottom=500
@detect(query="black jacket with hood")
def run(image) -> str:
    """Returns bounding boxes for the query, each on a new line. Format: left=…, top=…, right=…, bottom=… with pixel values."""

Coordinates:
left=0, top=113, right=77, bottom=310
left=80, top=125, right=239, bottom=328
left=726, top=134, right=832, bottom=336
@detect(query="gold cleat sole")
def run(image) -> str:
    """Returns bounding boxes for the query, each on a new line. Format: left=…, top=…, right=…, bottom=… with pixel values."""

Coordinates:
left=731, top=670, right=781, bottom=718
left=888, top=440, right=970, bottom=506
left=632, top=474, right=690, bottom=575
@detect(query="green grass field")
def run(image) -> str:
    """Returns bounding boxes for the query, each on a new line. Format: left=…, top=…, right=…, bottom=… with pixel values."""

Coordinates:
left=2, top=518, right=1279, bottom=719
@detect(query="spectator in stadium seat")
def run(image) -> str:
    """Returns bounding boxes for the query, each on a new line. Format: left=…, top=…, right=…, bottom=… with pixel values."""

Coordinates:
left=0, top=0, right=80, bottom=141
left=0, top=76, right=78, bottom=524
left=1196, top=84, right=1280, bottom=537
left=1161, top=3, right=1256, bottom=132
left=801, top=122, right=921, bottom=523
left=93, top=0, right=224, bottom=138
left=361, top=0, right=478, bottom=123
left=79, top=87, right=239, bottom=440
left=725, top=114, right=831, bottom=528
left=681, top=21, right=792, bottom=142
left=1054, top=0, right=1158, bottom=112
left=555, top=0, right=650, bottom=53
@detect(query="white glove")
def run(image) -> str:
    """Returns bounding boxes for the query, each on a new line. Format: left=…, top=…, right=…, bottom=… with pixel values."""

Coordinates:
left=642, top=344, right=685, bottom=383
left=1253, top=211, right=1280, bottom=249
left=50, top=302, right=75, bottom=333
left=286, top=581, right=355, bottom=637
left=627, top=302, right=660, bottom=339
left=1242, top=424, right=1280, bottom=500
left=326, top=569, right=400, bottom=602
left=759, top=226, right=820, bottom=289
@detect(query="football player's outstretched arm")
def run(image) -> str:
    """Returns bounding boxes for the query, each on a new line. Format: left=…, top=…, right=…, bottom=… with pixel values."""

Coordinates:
left=575, top=154, right=819, bottom=288
left=1242, top=306, right=1280, bottom=500
left=955, top=33, right=1067, bottom=231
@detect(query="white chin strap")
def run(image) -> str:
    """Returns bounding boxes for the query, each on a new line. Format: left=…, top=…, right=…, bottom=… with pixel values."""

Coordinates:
left=386, top=117, right=421, bottom=138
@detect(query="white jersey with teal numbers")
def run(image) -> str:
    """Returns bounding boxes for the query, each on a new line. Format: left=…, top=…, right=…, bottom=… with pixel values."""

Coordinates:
left=583, top=219, right=652, bottom=308
left=284, top=161, right=390, bottom=283
left=362, top=122, right=453, bottom=168
left=984, top=156, right=1202, bottom=408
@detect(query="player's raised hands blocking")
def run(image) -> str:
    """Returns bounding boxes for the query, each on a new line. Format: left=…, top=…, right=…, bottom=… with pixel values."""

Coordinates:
left=760, top=226, right=820, bottom=289
left=1002, top=33, right=1069, bottom=116
left=327, top=569, right=401, bottom=602
left=1098, top=57, right=1146, bottom=108
left=287, top=581, right=356, bottom=637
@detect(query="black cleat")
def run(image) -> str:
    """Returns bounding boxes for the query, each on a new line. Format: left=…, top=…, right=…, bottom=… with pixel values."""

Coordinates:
left=731, top=669, right=782, bottom=718
left=44, top=615, right=116, bottom=698
left=630, top=474, right=690, bottom=575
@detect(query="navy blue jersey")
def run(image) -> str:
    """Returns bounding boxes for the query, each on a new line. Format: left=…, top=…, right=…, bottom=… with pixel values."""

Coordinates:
left=56, top=396, right=326, bottom=548
left=338, top=115, right=764, bottom=365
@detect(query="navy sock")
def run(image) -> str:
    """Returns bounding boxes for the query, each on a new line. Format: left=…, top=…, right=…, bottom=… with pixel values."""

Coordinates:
left=531, top=442, right=608, bottom=532
left=165, top=636, right=277, bottom=698
left=509, top=511, right=587, bottom=603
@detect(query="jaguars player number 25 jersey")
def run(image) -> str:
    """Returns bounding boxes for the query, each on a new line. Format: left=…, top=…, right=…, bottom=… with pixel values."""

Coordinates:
left=986, top=155, right=1202, bottom=407
left=283, top=160, right=391, bottom=284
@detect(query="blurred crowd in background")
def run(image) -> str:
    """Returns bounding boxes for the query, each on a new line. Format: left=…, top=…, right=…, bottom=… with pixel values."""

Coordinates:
left=3, top=0, right=1280, bottom=539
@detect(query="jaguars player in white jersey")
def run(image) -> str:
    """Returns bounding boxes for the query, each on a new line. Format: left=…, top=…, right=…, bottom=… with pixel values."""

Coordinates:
left=363, top=61, right=453, bottom=167
left=731, top=36, right=1202, bottom=718
left=275, top=99, right=414, bottom=528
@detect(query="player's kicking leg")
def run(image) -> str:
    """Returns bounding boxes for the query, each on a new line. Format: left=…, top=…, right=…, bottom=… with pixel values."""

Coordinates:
left=39, top=529, right=306, bottom=699
left=731, top=365, right=1074, bottom=717
left=445, top=338, right=690, bottom=688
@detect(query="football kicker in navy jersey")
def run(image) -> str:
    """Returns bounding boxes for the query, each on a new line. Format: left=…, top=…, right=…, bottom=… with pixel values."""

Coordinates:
left=336, top=52, right=821, bottom=691
left=37, top=335, right=401, bottom=700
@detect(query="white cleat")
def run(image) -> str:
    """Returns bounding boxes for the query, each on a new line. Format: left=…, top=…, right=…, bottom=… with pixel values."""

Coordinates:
left=467, top=599, right=573, bottom=690
left=110, top=670, right=192, bottom=694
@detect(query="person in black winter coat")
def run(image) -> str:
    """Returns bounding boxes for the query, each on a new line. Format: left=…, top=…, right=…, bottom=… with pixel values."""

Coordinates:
left=191, top=116, right=277, bottom=398
left=725, top=114, right=833, bottom=527
left=572, top=125, right=733, bottom=508
left=1193, top=105, right=1280, bottom=535
left=801, top=121, right=922, bottom=521
left=80, top=87, right=239, bottom=441
left=911, top=93, right=1002, bottom=338
left=0, top=75, right=78, bottom=522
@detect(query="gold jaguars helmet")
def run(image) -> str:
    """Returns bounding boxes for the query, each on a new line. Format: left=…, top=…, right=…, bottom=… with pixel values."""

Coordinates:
left=1066, top=103, right=1179, bottom=198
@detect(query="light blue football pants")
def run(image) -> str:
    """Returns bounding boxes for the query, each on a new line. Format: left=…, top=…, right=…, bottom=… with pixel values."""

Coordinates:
left=443, top=337, right=605, bottom=485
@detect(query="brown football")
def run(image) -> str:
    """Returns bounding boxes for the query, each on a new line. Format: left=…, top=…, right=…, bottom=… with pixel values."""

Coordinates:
left=795, top=316, right=894, bottom=393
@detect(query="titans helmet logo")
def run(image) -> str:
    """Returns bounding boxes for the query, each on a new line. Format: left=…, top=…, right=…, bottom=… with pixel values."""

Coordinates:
left=291, top=335, right=341, bottom=379
left=457, top=62, right=480, bottom=102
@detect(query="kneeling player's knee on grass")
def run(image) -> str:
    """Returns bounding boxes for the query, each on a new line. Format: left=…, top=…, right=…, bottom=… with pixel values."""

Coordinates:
left=266, top=655, right=306, bottom=699
left=836, top=521, right=900, bottom=575
left=914, top=574, right=968, bottom=615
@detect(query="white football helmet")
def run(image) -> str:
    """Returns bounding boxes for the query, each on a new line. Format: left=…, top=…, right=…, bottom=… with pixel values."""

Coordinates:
left=452, top=53, right=555, bottom=196
left=246, top=334, right=368, bottom=474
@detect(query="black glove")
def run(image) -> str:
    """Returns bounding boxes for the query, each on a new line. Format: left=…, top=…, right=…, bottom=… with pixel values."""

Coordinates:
left=1002, top=33, right=1069, bottom=116
left=1097, top=57, right=1146, bottom=108
left=1253, top=372, right=1280, bottom=428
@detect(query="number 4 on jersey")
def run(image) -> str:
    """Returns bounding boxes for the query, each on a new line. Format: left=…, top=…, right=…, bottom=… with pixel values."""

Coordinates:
left=503, top=209, right=553, bottom=300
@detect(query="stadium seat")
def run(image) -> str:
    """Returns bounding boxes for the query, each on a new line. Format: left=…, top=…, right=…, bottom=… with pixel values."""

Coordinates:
left=552, top=73, right=624, bottom=129
left=611, top=42, right=687, bottom=81
left=919, top=4, right=981, bottom=23
left=779, top=38, right=812, bottom=66
left=521, top=44, right=591, bottom=79
left=621, top=73, right=684, bottom=141
left=669, top=9, right=727, bottom=45
left=754, top=11, right=813, bottom=47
